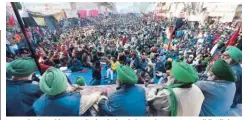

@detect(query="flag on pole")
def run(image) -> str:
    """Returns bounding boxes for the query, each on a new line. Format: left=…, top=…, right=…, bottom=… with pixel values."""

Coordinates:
left=8, top=14, right=15, bottom=26
left=226, top=25, right=241, bottom=47
left=167, top=27, right=174, bottom=50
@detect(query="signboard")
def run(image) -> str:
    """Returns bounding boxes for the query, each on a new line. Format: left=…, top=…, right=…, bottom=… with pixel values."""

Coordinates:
left=33, top=17, right=46, bottom=26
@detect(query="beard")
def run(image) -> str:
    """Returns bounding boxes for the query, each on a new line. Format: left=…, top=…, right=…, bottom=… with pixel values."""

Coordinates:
left=223, top=58, right=232, bottom=64
left=207, top=73, right=215, bottom=80
left=27, top=74, right=33, bottom=80
left=166, top=75, right=176, bottom=86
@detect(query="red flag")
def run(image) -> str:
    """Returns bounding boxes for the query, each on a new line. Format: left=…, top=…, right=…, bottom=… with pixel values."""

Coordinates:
left=168, top=27, right=174, bottom=50
left=226, top=25, right=241, bottom=47
left=8, top=14, right=15, bottom=26
left=212, top=34, right=219, bottom=45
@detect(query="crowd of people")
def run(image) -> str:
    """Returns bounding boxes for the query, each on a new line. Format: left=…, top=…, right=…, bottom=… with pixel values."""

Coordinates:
left=6, top=13, right=242, bottom=116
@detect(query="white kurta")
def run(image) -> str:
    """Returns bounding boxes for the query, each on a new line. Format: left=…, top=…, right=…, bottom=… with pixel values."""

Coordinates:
left=147, top=84, right=204, bottom=116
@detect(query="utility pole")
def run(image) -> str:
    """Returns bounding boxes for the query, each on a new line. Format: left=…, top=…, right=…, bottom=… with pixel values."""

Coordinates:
left=11, top=2, right=43, bottom=75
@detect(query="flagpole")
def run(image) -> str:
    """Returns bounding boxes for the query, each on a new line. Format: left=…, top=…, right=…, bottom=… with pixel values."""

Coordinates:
left=11, top=2, right=43, bottom=75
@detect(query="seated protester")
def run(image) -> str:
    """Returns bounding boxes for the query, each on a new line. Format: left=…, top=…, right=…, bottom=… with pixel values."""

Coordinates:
left=43, top=56, right=56, bottom=67
left=178, top=53, right=184, bottom=61
left=165, top=58, right=172, bottom=71
left=51, top=51, right=60, bottom=65
left=221, top=46, right=242, bottom=108
left=89, top=61, right=102, bottom=86
left=97, top=46, right=104, bottom=57
left=155, top=57, right=165, bottom=73
left=68, top=51, right=83, bottom=72
left=147, top=60, right=204, bottom=116
left=118, top=52, right=127, bottom=65
left=33, top=68, right=102, bottom=116
left=71, top=76, right=86, bottom=92
left=140, top=55, right=148, bottom=70
left=19, top=46, right=30, bottom=57
left=105, top=56, right=120, bottom=83
left=186, top=54, right=194, bottom=64
left=81, top=52, right=90, bottom=67
left=19, top=45, right=30, bottom=55
left=75, top=76, right=86, bottom=86
left=98, top=65, right=147, bottom=116
left=124, top=50, right=131, bottom=65
left=146, top=59, right=154, bottom=80
left=110, top=47, right=118, bottom=58
left=195, top=59, right=236, bottom=116
left=137, top=68, right=152, bottom=87
left=6, top=57, right=43, bottom=116
left=59, top=55, right=69, bottom=67
left=130, top=51, right=141, bottom=69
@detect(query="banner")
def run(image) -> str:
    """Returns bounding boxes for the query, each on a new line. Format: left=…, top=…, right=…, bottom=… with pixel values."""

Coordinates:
left=78, top=10, right=87, bottom=18
left=33, top=17, right=46, bottom=26
left=88, top=9, right=99, bottom=17
left=54, top=10, right=66, bottom=21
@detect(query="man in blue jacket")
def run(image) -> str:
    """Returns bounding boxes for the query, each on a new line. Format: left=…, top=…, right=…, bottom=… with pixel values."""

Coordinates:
left=98, top=65, right=147, bottom=116
left=221, top=46, right=242, bottom=108
left=196, top=59, right=236, bottom=116
left=33, top=68, right=102, bottom=116
left=6, top=57, right=43, bottom=116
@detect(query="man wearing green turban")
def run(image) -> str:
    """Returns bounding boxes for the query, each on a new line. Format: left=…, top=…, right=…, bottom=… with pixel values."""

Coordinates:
left=98, top=65, right=147, bottom=116
left=196, top=58, right=236, bottom=116
left=76, top=76, right=86, bottom=86
left=147, top=60, right=204, bottom=116
left=6, top=57, right=43, bottom=116
left=221, top=46, right=242, bottom=108
left=33, top=68, right=102, bottom=116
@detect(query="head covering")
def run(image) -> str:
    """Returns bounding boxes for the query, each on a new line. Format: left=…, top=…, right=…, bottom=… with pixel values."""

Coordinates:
left=92, top=49, right=97, bottom=54
left=76, top=76, right=86, bottom=86
left=116, top=65, right=138, bottom=84
left=217, top=41, right=225, bottom=47
left=7, top=57, right=36, bottom=77
left=148, top=62, right=154, bottom=67
left=161, top=60, right=198, bottom=116
left=40, top=68, right=68, bottom=96
left=167, top=58, right=173, bottom=62
left=142, top=55, right=146, bottom=60
left=212, top=58, right=236, bottom=82
left=119, top=52, right=124, bottom=57
left=226, top=46, right=242, bottom=63
left=171, top=60, right=198, bottom=84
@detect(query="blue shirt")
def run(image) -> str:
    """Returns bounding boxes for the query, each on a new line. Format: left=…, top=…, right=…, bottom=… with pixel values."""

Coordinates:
left=33, top=92, right=84, bottom=116
left=195, top=80, right=236, bottom=116
left=7, top=80, right=43, bottom=116
left=99, top=85, right=147, bottom=116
